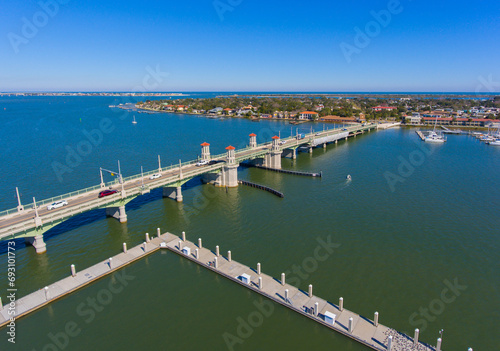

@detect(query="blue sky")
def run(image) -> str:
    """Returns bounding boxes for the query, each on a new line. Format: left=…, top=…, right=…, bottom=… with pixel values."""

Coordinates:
left=1, top=0, right=499, bottom=92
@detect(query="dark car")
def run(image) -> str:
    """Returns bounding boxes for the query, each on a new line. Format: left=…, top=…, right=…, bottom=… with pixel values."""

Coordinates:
left=98, top=189, right=118, bottom=198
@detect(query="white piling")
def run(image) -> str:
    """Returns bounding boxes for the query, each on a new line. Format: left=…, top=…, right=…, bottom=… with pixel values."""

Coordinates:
left=214, top=257, right=218, bottom=268
left=157, top=227, right=161, bottom=237
left=348, top=317, right=353, bottom=333
left=44, top=286, right=49, bottom=300
left=178, top=240, right=182, bottom=251
left=281, top=273, right=285, bottom=286
left=228, top=251, right=232, bottom=262
left=308, top=284, right=313, bottom=297
left=195, top=248, right=199, bottom=259
left=257, top=262, right=261, bottom=275
left=123, top=242, right=127, bottom=253
left=414, top=328, right=419, bottom=346
left=216, top=245, right=220, bottom=257
left=387, top=336, right=393, bottom=351
left=374, top=311, right=379, bottom=327
left=145, top=233, right=150, bottom=243
left=468, top=348, right=473, bottom=351
left=109, top=257, right=113, bottom=269
left=436, top=338, right=442, bottom=351
left=339, top=297, right=344, bottom=311
left=70, top=264, right=76, bottom=277
left=198, top=238, right=202, bottom=248
left=182, top=231, right=186, bottom=241
left=143, top=242, right=147, bottom=251
left=285, top=289, right=289, bottom=302
left=0, top=297, right=3, bottom=309
left=314, top=302, right=319, bottom=316
left=258, top=277, right=262, bottom=290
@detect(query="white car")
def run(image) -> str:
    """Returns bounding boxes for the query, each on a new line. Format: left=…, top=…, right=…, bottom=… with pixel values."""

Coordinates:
left=47, top=200, right=68, bottom=210
left=149, top=173, right=162, bottom=180
left=196, top=160, right=209, bottom=166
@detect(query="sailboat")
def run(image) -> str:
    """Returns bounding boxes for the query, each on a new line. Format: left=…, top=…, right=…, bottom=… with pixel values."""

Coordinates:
left=425, top=115, right=446, bottom=143
left=132, top=116, right=137, bottom=124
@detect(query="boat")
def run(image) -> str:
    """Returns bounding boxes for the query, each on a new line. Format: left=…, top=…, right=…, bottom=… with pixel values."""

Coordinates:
left=132, top=116, right=137, bottom=124
left=346, top=175, right=352, bottom=181
left=488, top=139, right=500, bottom=146
left=425, top=116, right=446, bottom=143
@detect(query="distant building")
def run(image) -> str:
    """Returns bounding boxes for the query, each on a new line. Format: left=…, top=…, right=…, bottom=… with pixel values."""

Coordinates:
left=208, top=107, right=223, bottom=114
left=320, top=115, right=358, bottom=123
left=372, top=106, right=397, bottom=112
left=299, top=111, right=319, bottom=120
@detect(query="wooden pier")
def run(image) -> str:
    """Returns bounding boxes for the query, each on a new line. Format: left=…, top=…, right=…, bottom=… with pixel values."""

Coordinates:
left=416, top=130, right=426, bottom=141
left=1, top=232, right=439, bottom=351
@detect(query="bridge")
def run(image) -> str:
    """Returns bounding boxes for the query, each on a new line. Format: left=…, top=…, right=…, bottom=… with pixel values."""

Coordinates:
left=0, top=123, right=376, bottom=253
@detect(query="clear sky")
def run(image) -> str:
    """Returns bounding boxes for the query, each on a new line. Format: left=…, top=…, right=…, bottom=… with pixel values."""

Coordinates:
left=1, top=0, right=499, bottom=92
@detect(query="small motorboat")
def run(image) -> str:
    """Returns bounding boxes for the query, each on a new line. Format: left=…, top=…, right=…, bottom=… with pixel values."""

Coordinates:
left=346, top=175, right=352, bottom=181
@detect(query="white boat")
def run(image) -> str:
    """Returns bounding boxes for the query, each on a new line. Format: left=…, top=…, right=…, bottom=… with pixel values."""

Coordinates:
left=425, top=116, right=446, bottom=143
left=346, top=174, right=352, bottom=181
left=488, top=139, right=500, bottom=146
left=132, top=116, right=137, bottom=124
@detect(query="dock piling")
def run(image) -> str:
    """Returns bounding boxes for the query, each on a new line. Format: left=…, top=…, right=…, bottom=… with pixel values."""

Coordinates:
left=257, top=262, right=261, bottom=275
left=414, top=328, right=419, bottom=345
left=182, top=231, right=186, bottom=241
left=387, top=336, right=393, bottom=351
left=195, top=248, right=199, bottom=259
left=258, top=277, right=262, bottom=290
left=314, top=302, right=319, bottom=316
left=157, top=227, right=161, bottom=237
left=0, top=297, right=2, bottom=309
left=143, top=242, right=147, bottom=251
left=145, top=233, right=150, bottom=243
left=374, top=311, right=379, bottom=327
left=216, top=245, right=220, bottom=257
left=436, top=338, right=442, bottom=351
left=339, top=297, right=344, bottom=311
left=198, top=238, right=202, bottom=248
left=178, top=240, right=182, bottom=251
left=348, top=317, right=353, bottom=333
left=214, top=257, right=218, bottom=268
left=44, top=286, right=49, bottom=300
left=123, top=242, right=127, bottom=253
left=108, top=257, right=113, bottom=269
left=285, top=289, right=289, bottom=302
left=70, top=264, right=76, bottom=277
left=228, top=250, right=232, bottom=262
left=281, top=273, right=285, bottom=286
left=308, top=284, right=313, bottom=298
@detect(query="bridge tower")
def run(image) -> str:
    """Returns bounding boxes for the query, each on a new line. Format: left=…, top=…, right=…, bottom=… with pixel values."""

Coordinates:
left=221, top=146, right=239, bottom=187
left=249, top=133, right=257, bottom=148
left=264, top=136, right=282, bottom=169
left=201, top=142, right=211, bottom=161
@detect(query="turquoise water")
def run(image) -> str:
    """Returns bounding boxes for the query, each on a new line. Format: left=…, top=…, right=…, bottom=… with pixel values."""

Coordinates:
left=0, top=97, right=499, bottom=350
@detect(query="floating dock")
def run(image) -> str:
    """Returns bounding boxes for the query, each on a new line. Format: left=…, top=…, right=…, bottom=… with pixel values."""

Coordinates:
left=238, top=180, right=284, bottom=198
left=249, top=164, right=322, bottom=177
left=416, top=131, right=426, bottom=141
left=1, top=232, right=439, bottom=351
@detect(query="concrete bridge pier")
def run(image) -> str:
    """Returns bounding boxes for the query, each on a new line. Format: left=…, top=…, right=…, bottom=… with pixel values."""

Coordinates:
left=106, top=205, right=127, bottom=223
left=163, top=186, right=183, bottom=202
left=264, top=136, right=282, bottom=169
left=25, top=235, right=47, bottom=254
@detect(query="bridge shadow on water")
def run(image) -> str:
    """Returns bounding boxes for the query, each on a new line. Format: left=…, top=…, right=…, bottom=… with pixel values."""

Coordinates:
left=0, top=177, right=205, bottom=255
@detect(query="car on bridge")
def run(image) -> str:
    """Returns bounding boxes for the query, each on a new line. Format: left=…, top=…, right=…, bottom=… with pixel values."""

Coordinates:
left=149, top=173, right=162, bottom=180
left=47, top=200, right=68, bottom=210
left=196, top=160, right=209, bottom=166
left=98, top=189, right=118, bottom=198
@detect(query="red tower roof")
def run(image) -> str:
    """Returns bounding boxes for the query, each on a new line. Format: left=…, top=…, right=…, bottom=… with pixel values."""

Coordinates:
left=201, top=142, right=210, bottom=146
left=272, top=136, right=280, bottom=139
left=225, top=145, right=236, bottom=150
left=249, top=133, right=257, bottom=137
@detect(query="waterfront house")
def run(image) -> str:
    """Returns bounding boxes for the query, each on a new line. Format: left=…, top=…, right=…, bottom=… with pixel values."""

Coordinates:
left=299, top=111, right=319, bottom=120
left=372, top=106, right=397, bottom=112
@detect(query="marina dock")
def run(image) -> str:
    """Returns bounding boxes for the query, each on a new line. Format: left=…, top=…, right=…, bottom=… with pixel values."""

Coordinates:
left=416, top=130, right=426, bottom=141
left=1, top=232, right=439, bottom=351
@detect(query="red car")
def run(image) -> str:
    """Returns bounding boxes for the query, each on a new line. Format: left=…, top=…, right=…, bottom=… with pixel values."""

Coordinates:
left=98, top=189, right=118, bottom=198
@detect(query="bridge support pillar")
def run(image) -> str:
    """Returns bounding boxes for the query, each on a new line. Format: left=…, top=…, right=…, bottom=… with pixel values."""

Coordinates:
left=323, top=143, right=326, bottom=149
left=221, top=164, right=238, bottom=187
left=25, top=235, right=47, bottom=254
left=309, top=147, right=313, bottom=154
left=292, top=148, right=296, bottom=159
left=106, top=205, right=127, bottom=223
left=163, top=186, right=183, bottom=202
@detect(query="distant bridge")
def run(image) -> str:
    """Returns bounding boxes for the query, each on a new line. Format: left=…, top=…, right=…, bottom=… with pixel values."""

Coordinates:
left=0, top=123, right=376, bottom=252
